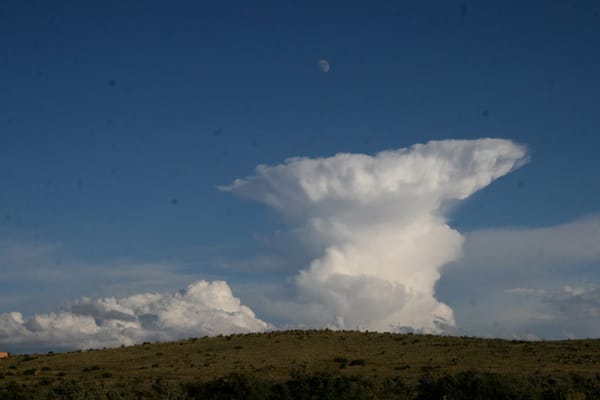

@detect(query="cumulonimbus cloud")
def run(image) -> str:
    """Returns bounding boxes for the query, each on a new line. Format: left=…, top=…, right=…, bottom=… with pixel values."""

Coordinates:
left=222, top=139, right=528, bottom=333
left=0, top=139, right=530, bottom=352
left=0, top=281, right=270, bottom=352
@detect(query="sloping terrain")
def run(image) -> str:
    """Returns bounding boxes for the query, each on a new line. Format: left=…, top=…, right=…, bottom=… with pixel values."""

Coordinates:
left=1, top=330, right=599, bottom=399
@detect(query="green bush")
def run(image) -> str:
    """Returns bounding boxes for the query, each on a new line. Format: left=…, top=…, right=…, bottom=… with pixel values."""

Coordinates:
left=414, top=371, right=600, bottom=400
left=348, top=359, right=366, bottom=366
left=0, top=381, right=44, bottom=400
left=151, top=378, right=187, bottom=400
left=186, top=373, right=271, bottom=400
left=285, top=371, right=372, bottom=400
left=51, top=380, right=120, bottom=400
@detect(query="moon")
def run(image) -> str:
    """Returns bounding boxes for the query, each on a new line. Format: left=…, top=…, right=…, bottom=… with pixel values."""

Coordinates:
left=318, top=59, right=330, bottom=73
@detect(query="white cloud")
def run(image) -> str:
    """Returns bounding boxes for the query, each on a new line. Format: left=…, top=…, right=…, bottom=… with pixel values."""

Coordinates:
left=0, top=238, right=213, bottom=316
left=223, top=139, right=528, bottom=333
left=0, top=280, right=270, bottom=352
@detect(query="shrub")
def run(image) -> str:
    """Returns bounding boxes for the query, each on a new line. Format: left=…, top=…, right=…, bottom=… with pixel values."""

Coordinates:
left=414, top=371, right=581, bottom=400
left=186, top=373, right=271, bottom=400
left=52, top=380, right=107, bottom=400
left=286, top=371, right=372, bottom=400
left=152, top=378, right=187, bottom=399
left=349, top=359, right=366, bottom=366
left=0, top=381, right=43, bottom=400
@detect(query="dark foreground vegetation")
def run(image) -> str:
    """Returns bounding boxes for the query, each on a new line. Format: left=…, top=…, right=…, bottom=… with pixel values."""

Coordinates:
left=1, top=330, right=599, bottom=399
left=2, top=369, right=600, bottom=399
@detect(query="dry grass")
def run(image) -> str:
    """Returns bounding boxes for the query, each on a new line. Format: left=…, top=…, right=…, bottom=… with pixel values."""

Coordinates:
left=1, top=330, right=599, bottom=388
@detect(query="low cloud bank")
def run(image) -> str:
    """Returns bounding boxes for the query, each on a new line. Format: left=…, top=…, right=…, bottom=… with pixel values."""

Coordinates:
left=222, top=139, right=528, bottom=333
left=437, top=216, right=600, bottom=339
left=0, top=280, right=270, bottom=352
left=501, top=285, right=600, bottom=339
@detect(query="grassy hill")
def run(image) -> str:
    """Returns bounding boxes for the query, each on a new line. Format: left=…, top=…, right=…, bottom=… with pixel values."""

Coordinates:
left=1, top=330, right=599, bottom=399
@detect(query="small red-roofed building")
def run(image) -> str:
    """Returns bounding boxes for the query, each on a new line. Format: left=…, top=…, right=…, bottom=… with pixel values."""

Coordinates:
left=0, top=352, right=9, bottom=359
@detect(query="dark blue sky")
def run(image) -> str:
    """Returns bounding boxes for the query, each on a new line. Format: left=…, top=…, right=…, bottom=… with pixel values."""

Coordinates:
left=1, top=0, right=599, bottom=317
